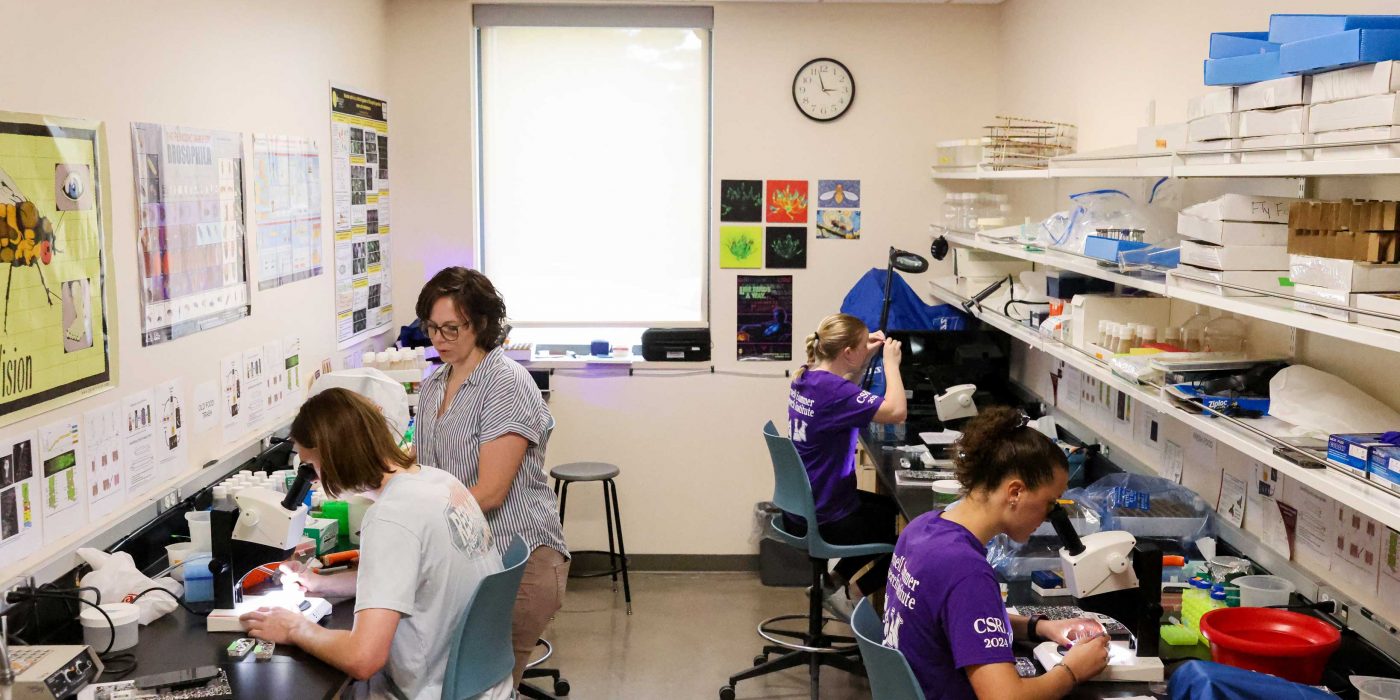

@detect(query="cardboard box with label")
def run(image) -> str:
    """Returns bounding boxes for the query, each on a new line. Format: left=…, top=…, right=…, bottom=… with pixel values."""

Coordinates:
left=1292, top=283, right=1362, bottom=322
left=303, top=517, right=340, bottom=556
left=1357, top=292, right=1400, bottom=332
left=1180, top=240, right=1290, bottom=270
left=1137, top=123, right=1187, bottom=155
left=1328, top=433, right=1388, bottom=476
left=1239, top=105, right=1309, bottom=137
left=1173, top=265, right=1290, bottom=297
left=1239, top=74, right=1310, bottom=110
left=1289, top=254, right=1400, bottom=292
left=1188, top=113, right=1240, bottom=142
left=1369, top=445, right=1400, bottom=494
left=1182, top=194, right=1295, bottom=224
left=1068, top=295, right=1172, bottom=351
left=1312, top=125, right=1400, bottom=160
left=1178, top=213, right=1289, bottom=245
left=1309, top=93, right=1400, bottom=132
left=1309, top=60, right=1400, bottom=103
left=1187, top=87, right=1237, bottom=121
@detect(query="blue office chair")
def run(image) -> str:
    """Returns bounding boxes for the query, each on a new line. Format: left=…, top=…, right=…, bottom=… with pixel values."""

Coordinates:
left=852, top=597, right=926, bottom=700
left=721, top=421, right=896, bottom=700
left=441, top=538, right=530, bottom=700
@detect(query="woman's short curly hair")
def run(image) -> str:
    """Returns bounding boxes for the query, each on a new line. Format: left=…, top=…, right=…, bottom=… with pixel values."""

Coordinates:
left=415, top=267, right=509, bottom=351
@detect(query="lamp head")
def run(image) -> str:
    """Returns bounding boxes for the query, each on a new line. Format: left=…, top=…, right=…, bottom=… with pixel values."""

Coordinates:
left=890, top=247, right=929, bottom=273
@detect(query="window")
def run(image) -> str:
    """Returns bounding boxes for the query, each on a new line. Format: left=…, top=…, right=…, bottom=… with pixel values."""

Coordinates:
left=475, top=6, right=712, bottom=331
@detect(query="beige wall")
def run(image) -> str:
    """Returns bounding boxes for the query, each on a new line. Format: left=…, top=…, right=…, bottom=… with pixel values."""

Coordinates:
left=386, top=1, right=1001, bottom=554
left=0, top=0, right=390, bottom=576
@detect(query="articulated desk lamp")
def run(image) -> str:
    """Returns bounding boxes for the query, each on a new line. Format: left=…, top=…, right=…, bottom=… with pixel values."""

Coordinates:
left=861, top=247, right=930, bottom=390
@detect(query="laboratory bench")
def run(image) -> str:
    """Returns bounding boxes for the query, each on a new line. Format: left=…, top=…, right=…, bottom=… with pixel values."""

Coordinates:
left=861, top=423, right=1400, bottom=698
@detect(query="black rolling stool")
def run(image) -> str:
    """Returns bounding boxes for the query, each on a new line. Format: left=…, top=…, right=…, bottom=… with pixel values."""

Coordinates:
left=520, top=638, right=570, bottom=698
left=552, top=461, right=633, bottom=614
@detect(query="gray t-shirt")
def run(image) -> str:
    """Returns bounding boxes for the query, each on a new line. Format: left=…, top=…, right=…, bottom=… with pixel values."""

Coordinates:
left=353, top=466, right=509, bottom=700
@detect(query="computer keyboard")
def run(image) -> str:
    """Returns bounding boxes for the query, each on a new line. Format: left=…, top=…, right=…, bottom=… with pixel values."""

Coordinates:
left=895, top=469, right=956, bottom=482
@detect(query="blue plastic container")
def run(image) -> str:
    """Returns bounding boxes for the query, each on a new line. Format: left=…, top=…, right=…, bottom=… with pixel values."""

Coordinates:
left=1280, top=28, right=1400, bottom=73
left=1210, top=32, right=1275, bottom=59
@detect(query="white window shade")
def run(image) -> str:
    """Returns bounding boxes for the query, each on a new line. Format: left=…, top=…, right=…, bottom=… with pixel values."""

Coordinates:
left=478, top=25, right=710, bottom=327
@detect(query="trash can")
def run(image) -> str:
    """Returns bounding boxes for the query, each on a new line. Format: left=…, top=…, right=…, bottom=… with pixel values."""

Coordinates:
left=754, top=502, right=809, bottom=588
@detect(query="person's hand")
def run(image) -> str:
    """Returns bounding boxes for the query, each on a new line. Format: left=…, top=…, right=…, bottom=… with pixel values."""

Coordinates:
left=882, top=337, right=902, bottom=366
left=279, top=561, right=326, bottom=595
left=240, top=607, right=305, bottom=645
left=1038, top=617, right=1105, bottom=646
left=864, top=331, right=886, bottom=354
left=1061, top=631, right=1110, bottom=683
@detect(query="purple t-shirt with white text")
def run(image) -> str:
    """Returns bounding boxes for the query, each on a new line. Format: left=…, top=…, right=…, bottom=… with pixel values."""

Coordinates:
left=787, top=368, right=883, bottom=524
left=884, top=511, right=1014, bottom=700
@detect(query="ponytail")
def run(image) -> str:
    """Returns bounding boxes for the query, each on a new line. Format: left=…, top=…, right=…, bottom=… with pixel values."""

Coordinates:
left=793, top=314, right=868, bottom=379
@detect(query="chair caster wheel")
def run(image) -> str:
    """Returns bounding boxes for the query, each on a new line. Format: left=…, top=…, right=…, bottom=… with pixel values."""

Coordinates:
left=753, top=654, right=767, bottom=666
left=554, top=679, right=570, bottom=696
left=719, top=685, right=736, bottom=700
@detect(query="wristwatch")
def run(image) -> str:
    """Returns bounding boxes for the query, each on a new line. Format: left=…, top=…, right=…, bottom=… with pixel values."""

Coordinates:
left=1027, top=613, right=1047, bottom=643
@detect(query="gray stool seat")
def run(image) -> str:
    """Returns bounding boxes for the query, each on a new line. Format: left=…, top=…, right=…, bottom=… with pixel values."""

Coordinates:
left=550, top=461, right=620, bottom=481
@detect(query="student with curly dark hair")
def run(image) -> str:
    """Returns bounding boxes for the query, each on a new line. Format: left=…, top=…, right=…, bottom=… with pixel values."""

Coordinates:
left=412, top=266, right=568, bottom=686
left=883, top=406, right=1109, bottom=700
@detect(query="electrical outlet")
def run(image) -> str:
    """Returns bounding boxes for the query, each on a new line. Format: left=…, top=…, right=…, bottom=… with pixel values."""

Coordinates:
left=1318, top=588, right=1348, bottom=625
left=0, top=575, right=34, bottom=614
left=157, top=489, right=181, bottom=514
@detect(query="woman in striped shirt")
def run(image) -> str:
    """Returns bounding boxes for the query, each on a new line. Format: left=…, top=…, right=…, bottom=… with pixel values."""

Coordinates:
left=412, top=267, right=569, bottom=686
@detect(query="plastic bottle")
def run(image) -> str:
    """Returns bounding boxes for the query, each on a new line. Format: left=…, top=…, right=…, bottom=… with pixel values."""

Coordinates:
left=1138, top=324, right=1157, bottom=348
left=1164, top=325, right=1182, bottom=349
left=414, top=347, right=427, bottom=370
left=362, top=351, right=375, bottom=370
left=1097, top=320, right=1110, bottom=347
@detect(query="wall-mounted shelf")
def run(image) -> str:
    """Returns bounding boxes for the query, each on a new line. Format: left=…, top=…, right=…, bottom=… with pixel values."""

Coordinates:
left=928, top=276, right=1400, bottom=533
left=939, top=227, right=1400, bottom=355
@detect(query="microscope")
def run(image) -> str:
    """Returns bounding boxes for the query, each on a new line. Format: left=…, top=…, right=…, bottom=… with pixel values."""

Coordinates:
left=1031, top=503, right=1166, bottom=682
left=205, top=462, right=332, bottom=632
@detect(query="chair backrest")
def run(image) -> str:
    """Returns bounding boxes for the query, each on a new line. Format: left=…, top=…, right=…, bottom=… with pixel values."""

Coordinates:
left=441, top=538, right=531, bottom=700
left=763, top=420, right=820, bottom=531
left=851, top=597, right=927, bottom=700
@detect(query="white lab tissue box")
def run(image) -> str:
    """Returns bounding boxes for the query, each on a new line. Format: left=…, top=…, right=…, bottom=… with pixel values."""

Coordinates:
left=1177, top=213, right=1289, bottom=246
left=1188, top=113, right=1239, bottom=142
left=1357, top=293, right=1400, bottom=332
left=1137, top=123, right=1188, bottom=155
left=1238, top=75, right=1310, bottom=111
left=1173, top=265, right=1289, bottom=297
left=1309, top=93, right=1400, bottom=133
left=1241, top=134, right=1311, bottom=163
left=1309, top=61, right=1400, bottom=104
left=1188, top=87, right=1236, bottom=121
left=1183, top=139, right=1240, bottom=165
left=1180, top=240, right=1290, bottom=270
left=1292, top=284, right=1360, bottom=322
left=1238, top=106, right=1309, bottom=138
left=1289, top=254, right=1400, bottom=293
left=1311, top=126, right=1400, bottom=161
left=1182, top=194, right=1294, bottom=225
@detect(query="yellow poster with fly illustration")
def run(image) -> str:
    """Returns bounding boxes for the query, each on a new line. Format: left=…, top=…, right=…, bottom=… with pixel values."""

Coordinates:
left=0, top=112, right=115, bottom=427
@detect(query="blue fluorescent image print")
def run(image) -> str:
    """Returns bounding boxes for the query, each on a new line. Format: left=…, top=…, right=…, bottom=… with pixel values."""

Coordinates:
left=62, top=171, right=84, bottom=201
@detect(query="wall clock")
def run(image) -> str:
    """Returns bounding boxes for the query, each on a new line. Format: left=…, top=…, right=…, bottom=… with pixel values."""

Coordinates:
left=792, top=58, right=855, bottom=122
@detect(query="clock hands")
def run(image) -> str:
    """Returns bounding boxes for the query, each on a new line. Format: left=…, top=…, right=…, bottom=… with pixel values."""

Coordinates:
left=818, top=73, right=832, bottom=93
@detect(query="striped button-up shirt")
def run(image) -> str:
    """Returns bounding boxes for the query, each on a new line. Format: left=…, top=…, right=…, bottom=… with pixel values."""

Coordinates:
left=415, top=347, right=568, bottom=557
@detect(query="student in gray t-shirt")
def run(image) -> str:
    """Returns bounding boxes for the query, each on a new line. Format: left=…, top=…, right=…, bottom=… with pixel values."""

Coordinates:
left=240, top=388, right=512, bottom=700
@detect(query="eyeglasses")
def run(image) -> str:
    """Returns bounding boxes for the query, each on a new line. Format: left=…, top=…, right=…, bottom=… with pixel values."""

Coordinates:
left=424, top=321, right=465, bottom=341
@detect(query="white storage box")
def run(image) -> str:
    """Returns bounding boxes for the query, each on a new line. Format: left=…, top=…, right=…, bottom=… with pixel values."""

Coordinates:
left=1183, top=139, right=1240, bottom=165
left=1309, top=61, right=1400, bottom=104
left=1180, top=240, right=1290, bottom=270
left=1182, top=194, right=1294, bottom=224
left=1173, top=265, right=1290, bottom=297
left=1310, top=125, right=1400, bottom=161
left=953, top=247, right=1032, bottom=278
left=1238, top=106, right=1309, bottom=138
left=1238, top=75, right=1310, bottom=111
left=1357, top=293, right=1400, bottom=332
left=1309, top=93, right=1400, bottom=132
left=1068, top=295, right=1172, bottom=351
left=1188, top=87, right=1236, bottom=121
left=1178, top=213, right=1289, bottom=246
left=1289, top=254, right=1400, bottom=293
left=1188, top=113, right=1239, bottom=142
left=1137, top=122, right=1188, bottom=155
left=1241, top=134, right=1311, bottom=163
left=935, top=138, right=986, bottom=168
left=1292, top=283, right=1358, bottom=322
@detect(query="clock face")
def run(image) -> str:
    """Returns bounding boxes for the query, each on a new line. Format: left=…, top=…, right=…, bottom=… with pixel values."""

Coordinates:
left=793, top=58, right=855, bottom=122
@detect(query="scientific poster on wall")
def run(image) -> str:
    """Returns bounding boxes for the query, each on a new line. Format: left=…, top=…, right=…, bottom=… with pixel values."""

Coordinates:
left=220, top=353, right=245, bottom=441
left=243, top=346, right=268, bottom=431
left=736, top=275, right=793, bottom=361
left=252, top=134, right=322, bottom=290
left=123, top=390, right=158, bottom=498
left=153, top=379, right=186, bottom=482
left=38, top=416, right=84, bottom=544
left=330, top=86, right=392, bottom=348
left=0, top=433, right=42, bottom=562
left=0, top=111, right=115, bottom=427
left=81, top=402, right=124, bottom=519
left=131, top=123, right=250, bottom=346
left=282, top=336, right=302, bottom=411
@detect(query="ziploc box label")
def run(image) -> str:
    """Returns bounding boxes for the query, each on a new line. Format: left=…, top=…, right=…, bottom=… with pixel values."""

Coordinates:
left=1369, top=445, right=1400, bottom=493
left=1328, top=433, right=1386, bottom=475
left=303, top=516, right=339, bottom=556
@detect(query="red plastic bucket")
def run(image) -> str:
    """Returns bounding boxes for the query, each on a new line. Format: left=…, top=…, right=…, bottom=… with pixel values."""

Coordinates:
left=1200, top=607, right=1341, bottom=684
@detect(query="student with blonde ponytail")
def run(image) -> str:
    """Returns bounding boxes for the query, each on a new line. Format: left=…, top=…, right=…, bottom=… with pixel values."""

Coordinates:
left=786, top=313, right=906, bottom=620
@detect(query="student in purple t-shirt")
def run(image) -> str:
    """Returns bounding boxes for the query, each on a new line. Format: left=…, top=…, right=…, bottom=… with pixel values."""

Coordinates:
left=786, top=313, right=907, bottom=618
left=884, top=406, right=1109, bottom=700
